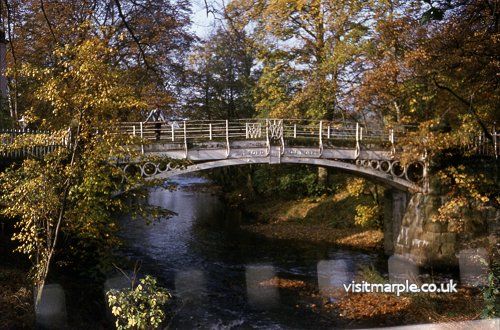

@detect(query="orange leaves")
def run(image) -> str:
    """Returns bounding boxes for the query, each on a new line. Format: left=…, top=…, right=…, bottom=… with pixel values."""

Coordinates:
left=258, top=276, right=306, bottom=289
left=337, top=293, right=411, bottom=319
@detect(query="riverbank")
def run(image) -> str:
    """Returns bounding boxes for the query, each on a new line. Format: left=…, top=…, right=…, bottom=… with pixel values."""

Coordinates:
left=224, top=183, right=489, bottom=325
left=0, top=223, right=113, bottom=329
left=254, top=269, right=484, bottom=328
left=242, top=223, right=383, bottom=250
left=0, top=263, right=33, bottom=330
left=237, top=190, right=384, bottom=251
left=0, top=229, right=34, bottom=329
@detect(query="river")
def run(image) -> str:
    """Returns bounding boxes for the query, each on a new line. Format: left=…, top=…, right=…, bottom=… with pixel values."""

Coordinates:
left=118, top=175, right=388, bottom=329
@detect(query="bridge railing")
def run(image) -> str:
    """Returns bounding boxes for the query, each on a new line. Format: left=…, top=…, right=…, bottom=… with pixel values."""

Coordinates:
left=462, top=130, right=499, bottom=158
left=115, top=119, right=500, bottom=160
left=0, top=128, right=70, bottom=159
left=115, top=119, right=413, bottom=148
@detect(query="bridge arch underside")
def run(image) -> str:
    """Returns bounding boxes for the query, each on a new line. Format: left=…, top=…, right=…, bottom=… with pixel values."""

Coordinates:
left=145, top=157, right=422, bottom=192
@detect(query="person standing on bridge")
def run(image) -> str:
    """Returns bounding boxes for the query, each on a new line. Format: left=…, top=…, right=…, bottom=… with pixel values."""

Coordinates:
left=144, top=108, right=167, bottom=141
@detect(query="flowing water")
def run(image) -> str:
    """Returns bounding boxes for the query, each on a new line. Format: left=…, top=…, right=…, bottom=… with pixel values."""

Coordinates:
left=118, top=175, right=388, bottom=329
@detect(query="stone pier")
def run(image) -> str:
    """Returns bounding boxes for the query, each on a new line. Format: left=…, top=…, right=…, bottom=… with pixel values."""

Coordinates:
left=394, top=192, right=457, bottom=266
left=383, top=189, right=408, bottom=255
left=384, top=185, right=461, bottom=267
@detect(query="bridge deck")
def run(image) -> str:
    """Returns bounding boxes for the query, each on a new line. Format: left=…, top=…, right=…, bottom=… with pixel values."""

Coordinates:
left=2, top=118, right=498, bottom=194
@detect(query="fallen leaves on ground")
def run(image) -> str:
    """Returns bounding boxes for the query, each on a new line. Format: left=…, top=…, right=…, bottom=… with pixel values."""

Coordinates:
left=337, top=293, right=411, bottom=319
left=258, top=276, right=306, bottom=289
left=405, top=288, right=483, bottom=323
left=0, top=267, right=34, bottom=329
left=242, top=223, right=383, bottom=250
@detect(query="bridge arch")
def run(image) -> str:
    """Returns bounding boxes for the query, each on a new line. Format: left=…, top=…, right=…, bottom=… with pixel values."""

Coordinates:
left=141, top=157, right=423, bottom=192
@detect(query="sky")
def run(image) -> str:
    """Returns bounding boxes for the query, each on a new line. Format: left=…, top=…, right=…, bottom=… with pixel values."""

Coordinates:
left=190, top=0, right=221, bottom=38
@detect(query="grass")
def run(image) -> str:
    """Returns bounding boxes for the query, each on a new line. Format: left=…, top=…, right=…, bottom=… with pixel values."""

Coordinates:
left=242, top=190, right=384, bottom=250
left=245, top=190, right=374, bottom=226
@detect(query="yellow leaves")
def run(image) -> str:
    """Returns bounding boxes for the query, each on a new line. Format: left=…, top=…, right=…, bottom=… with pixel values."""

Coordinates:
left=431, top=164, right=495, bottom=233
left=0, top=130, right=69, bottom=153
left=354, top=204, right=379, bottom=228
left=345, top=177, right=365, bottom=197
left=230, top=0, right=372, bottom=119
left=106, top=276, right=171, bottom=329
left=19, top=31, right=146, bottom=129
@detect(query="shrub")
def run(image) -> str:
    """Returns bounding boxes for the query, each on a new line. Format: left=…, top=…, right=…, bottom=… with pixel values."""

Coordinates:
left=106, top=275, right=171, bottom=330
left=354, top=204, right=380, bottom=228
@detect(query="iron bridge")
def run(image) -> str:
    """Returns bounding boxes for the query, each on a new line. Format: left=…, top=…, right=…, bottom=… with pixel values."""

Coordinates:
left=115, top=119, right=427, bottom=192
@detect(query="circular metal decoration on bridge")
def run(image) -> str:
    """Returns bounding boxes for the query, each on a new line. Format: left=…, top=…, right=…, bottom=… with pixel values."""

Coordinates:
left=157, top=161, right=171, bottom=173
left=123, top=164, right=140, bottom=177
left=379, top=160, right=391, bottom=173
left=390, top=161, right=405, bottom=178
left=141, top=162, right=157, bottom=177
left=370, top=160, right=379, bottom=170
left=405, top=162, right=425, bottom=183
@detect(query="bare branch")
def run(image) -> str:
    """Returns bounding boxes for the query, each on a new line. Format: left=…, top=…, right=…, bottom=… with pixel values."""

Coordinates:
left=3, top=0, right=18, bottom=120
left=39, top=0, right=57, bottom=43
left=113, top=0, right=154, bottom=72
left=433, top=77, right=493, bottom=140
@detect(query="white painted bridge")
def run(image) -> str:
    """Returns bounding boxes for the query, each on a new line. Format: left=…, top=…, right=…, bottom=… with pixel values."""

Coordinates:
left=3, top=118, right=497, bottom=193
left=115, top=119, right=428, bottom=192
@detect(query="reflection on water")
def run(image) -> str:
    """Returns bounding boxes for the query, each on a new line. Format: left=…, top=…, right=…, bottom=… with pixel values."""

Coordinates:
left=245, top=264, right=279, bottom=309
left=175, top=269, right=207, bottom=302
left=118, top=175, right=384, bottom=328
left=317, top=259, right=355, bottom=297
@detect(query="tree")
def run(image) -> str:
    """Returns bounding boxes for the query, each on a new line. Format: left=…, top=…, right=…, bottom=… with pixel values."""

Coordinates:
left=0, top=0, right=194, bottom=125
left=358, top=0, right=498, bottom=136
left=226, top=0, right=374, bottom=120
left=184, top=27, right=257, bottom=119
left=356, top=0, right=499, bottom=230
left=0, top=34, right=172, bottom=307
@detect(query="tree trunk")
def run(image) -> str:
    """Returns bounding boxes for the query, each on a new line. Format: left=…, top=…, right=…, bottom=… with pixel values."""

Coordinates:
left=317, top=166, right=328, bottom=188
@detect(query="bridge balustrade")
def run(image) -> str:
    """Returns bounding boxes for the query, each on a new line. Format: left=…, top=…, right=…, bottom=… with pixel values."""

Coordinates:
left=0, top=120, right=497, bottom=161
left=115, top=119, right=413, bottom=150
left=0, top=128, right=69, bottom=159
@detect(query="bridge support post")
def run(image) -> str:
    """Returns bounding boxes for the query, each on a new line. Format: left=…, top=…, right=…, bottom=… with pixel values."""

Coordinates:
left=140, top=122, right=144, bottom=154
left=383, top=189, right=408, bottom=255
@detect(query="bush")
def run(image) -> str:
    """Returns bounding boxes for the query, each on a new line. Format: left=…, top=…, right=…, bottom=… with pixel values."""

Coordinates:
left=252, top=165, right=329, bottom=197
left=354, top=204, right=380, bottom=228
left=106, top=275, right=171, bottom=330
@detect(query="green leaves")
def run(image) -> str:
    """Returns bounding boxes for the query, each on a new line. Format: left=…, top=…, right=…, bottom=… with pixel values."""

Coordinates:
left=481, top=268, right=499, bottom=318
left=106, top=275, right=171, bottom=330
left=185, top=27, right=257, bottom=120
left=228, top=0, right=373, bottom=120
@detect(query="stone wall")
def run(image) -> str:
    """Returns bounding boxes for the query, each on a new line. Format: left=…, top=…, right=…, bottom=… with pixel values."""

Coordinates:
left=384, top=178, right=497, bottom=268
left=394, top=192, right=457, bottom=266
